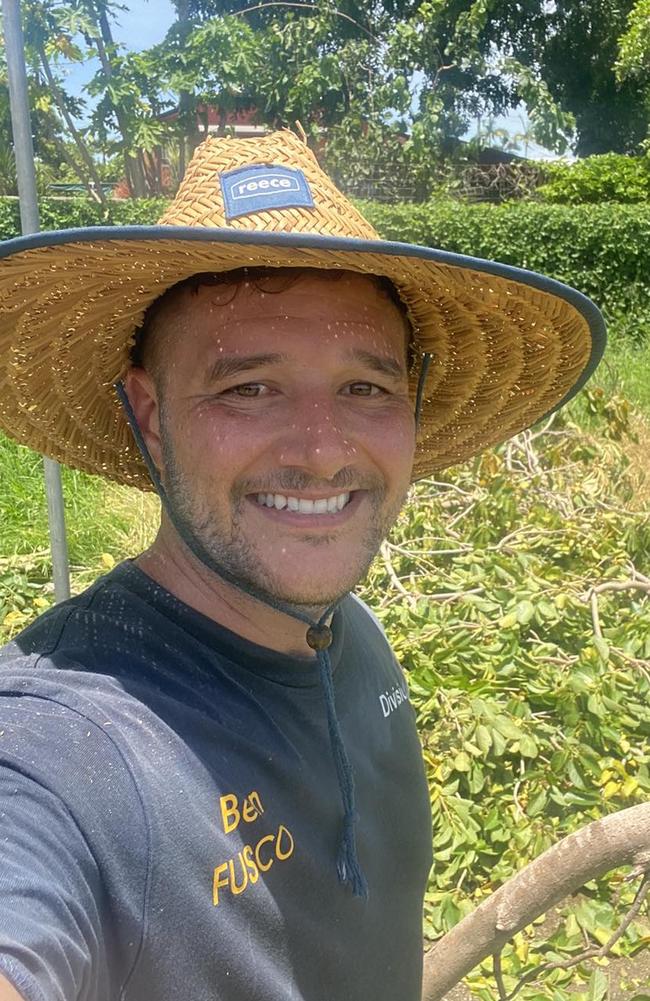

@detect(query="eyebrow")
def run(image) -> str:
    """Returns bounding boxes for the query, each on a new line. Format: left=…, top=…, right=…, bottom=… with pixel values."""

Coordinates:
left=345, top=349, right=407, bottom=380
left=206, top=353, right=285, bottom=383
left=205, top=348, right=406, bottom=385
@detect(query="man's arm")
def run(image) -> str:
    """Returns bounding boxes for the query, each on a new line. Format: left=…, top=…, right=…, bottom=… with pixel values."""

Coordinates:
left=0, top=762, right=101, bottom=1001
left=0, top=974, right=25, bottom=1001
left=0, top=690, right=149, bottom=1001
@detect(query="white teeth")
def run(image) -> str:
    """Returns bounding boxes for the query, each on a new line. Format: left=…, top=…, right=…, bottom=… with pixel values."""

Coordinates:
left=255, top=491, right=352, bottom=513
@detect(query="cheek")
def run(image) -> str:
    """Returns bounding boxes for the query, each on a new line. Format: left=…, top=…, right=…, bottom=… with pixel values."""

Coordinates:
left=175, top=409, right=270, bottom=479
left=359, top=409, right=416, bottom=481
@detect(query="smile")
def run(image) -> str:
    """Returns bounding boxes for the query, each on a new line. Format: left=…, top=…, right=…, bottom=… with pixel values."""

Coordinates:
left=255, top=492, right=351, bottom=514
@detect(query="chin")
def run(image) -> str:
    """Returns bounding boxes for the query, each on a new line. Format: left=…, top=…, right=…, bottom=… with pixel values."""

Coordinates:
left=265, top=568, right=367, bottom=608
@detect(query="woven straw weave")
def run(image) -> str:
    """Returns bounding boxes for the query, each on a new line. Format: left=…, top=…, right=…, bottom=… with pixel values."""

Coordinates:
left=0, top=130, right=598, bottom=490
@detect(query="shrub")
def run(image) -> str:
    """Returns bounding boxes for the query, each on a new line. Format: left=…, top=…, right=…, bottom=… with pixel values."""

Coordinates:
left=359, top=199, right=650, bottom=322
left=537, top=153, right=650, bottom=204
left=0, top=196, right=167, bottom=241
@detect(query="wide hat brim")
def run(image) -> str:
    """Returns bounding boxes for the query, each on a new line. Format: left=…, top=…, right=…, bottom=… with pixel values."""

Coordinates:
left=0, top=224, right=605, bottom=490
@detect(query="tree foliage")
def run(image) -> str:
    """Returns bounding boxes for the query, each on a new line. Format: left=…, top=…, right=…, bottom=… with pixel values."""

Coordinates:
left=537, top=154, right=650, bottom=205
left=3, top=0, right=650, bottom=200
left=360, top=400, right=650, bottom=999
left=617, top=0, right=650, bottom=85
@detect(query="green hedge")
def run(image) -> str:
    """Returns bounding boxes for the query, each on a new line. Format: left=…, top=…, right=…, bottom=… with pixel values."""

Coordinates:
left=2, top=196, right=649, bottom=328
left=359, top=200, right=650, bottom=324
left=0, top=197, right=167, bottom=239
left=537, top=153, right=650, bottom=204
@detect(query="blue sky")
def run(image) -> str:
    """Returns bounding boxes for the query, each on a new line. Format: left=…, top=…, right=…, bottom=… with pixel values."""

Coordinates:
left=61, top=0, right=176, bottom=96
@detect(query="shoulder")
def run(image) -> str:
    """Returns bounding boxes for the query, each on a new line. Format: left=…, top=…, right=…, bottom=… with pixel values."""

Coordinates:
left=339, top=593, right=407, bottom=684
left=0, top=686, right=148, bottom=836
left=0, top=570, right=152, bottom=853
left=0, top=689, right=150, bottom=998
left=341, top=593, right=391, bottom=645
left=0, top=563, right=130, bottom=665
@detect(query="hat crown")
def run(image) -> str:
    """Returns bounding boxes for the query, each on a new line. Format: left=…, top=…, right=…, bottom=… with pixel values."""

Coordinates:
left=158, top=130, right=379, bottom=241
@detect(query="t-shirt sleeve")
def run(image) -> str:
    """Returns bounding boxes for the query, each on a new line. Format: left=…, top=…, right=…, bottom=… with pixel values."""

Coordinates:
left=0, top=692, right=149, bottom=1001
left=0, top=766, right=103, bottom=1001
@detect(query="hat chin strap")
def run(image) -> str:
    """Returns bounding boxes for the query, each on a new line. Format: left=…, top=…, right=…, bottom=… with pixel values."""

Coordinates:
left=114, top=379, right=370, bottom=899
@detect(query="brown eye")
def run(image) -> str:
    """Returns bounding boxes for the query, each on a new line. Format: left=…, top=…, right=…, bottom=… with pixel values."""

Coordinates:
left=230, top=383, right=265, bottom=397
left=346, top=382, right=382, bottom=397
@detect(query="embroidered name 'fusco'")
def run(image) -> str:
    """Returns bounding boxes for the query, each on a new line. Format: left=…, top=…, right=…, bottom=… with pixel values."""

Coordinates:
left=212, top=825, right=295, bottom=905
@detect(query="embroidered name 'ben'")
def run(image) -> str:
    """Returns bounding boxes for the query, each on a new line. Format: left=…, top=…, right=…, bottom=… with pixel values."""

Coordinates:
left=212, top=790, right=295, bottom=906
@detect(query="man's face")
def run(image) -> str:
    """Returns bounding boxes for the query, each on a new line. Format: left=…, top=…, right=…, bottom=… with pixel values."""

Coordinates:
left=134, top=271, right=416, bottom=610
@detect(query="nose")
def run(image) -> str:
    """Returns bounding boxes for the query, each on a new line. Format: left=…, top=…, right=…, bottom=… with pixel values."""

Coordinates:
left=275, top=395, right=357, bottom=480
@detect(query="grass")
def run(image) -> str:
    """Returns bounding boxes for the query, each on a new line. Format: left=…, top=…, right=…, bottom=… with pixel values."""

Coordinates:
left=0, top=433, right=159, bottom=564
left=596, top=319, right=650, bottom=415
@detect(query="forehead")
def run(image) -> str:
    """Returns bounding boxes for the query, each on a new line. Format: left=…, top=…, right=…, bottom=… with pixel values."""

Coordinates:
left=152, top=270, right=410, bottom=362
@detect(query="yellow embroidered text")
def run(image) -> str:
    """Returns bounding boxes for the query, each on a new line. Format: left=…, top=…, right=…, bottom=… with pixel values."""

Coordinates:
left=219, top=790, right=264, bottom=834
left=212, top=824, right=295, bottom=905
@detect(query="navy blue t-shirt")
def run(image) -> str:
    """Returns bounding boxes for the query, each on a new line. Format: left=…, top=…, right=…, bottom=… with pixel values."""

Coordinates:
left=0, top=562, right=432, bottom=1001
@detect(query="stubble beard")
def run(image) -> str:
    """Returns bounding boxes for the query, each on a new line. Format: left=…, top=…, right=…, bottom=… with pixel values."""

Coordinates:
left=157, top=419, right=407, bottom=614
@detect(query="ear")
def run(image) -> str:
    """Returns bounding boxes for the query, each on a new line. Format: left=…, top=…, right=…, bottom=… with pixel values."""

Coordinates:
left=123, top=366, right=163, bottom=471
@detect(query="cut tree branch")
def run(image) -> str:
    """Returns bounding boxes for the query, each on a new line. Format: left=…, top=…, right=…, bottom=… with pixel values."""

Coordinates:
left=422, top=802, right=650, bottom=1001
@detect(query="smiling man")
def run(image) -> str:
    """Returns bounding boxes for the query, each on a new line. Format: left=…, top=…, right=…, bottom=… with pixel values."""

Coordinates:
left=0, top=131, right=605, bottom=1001
left=127, top=268, right=416, bottom=647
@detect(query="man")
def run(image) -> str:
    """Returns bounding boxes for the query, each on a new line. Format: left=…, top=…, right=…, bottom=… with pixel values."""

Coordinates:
left=0, top=131, right=605, bottom=1001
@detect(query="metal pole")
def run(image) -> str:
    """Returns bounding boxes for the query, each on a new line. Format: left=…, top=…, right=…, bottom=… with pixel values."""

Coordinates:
left=2, top=0, right=71, bottom=601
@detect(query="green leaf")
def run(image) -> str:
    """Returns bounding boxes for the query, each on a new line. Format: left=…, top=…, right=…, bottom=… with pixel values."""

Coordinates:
left=515, top=599, right=535, bottom=625
left=493, top=716, right=524, bottom=741
left=587, top=968, right=608, bottom=1001
left=475, top=724, right=493, bottom=754
left=526, top=789, right=547, bottom=816
left=453, top=751, right=472, bottom=772
left=519, top=733, right=539, bottom=758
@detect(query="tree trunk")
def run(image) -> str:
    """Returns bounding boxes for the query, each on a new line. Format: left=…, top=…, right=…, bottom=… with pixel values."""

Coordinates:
left=173, top=0, right=194, bottom=182
left=422, top=802, right=650, bottom=1001
left=89, top=2, right=147, bottom=197
left=36, top=43, right=107, bottom=205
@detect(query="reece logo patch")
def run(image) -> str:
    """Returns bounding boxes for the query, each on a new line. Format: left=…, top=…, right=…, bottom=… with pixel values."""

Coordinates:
left=220, top=164, right=314, bottom=220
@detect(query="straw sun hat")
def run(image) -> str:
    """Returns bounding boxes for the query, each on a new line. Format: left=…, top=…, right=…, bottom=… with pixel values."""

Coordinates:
left=0, top=130, right=605, bottom=491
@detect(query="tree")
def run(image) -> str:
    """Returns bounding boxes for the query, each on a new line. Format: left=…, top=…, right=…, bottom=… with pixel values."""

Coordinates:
left=616, top=0, right=650, bottom=139
left=617, top=0, right=650, bottom=80
left=0, top=4, right=96, bottom=196
left=21, top=0, right=108, bottom=203
left=536, top=1, right=649, bottom=156
left=8, top=0, right=650, bottom=205
left=137, top=0, right=570, bottom=195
